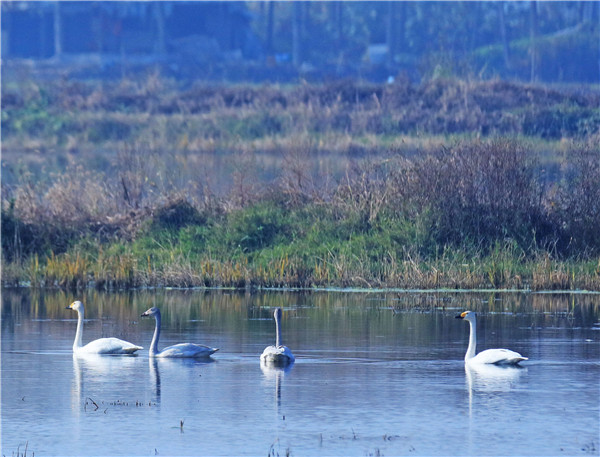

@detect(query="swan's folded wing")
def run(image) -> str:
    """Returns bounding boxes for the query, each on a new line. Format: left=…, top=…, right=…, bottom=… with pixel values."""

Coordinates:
left=157, top=343, right=218, bottom=358
left=260, top=345, right=295, bottom=364
left=471, top=348, right=527, bottom=365
left=81, top=337, right=142, bottom=355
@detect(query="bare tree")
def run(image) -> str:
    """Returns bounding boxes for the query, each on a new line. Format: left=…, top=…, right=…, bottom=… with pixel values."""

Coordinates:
left=498, top=2, right=511, bottom=70
left=292, top=2, right=302, bottom=67
left=266, top=1, right=275, bottom=57
left=386, top=2, right=396, bottom=72
left=53, top=1, right=62, bottom=57
left=154, top=3, right=166, bottom=55
left=529, top=1, right=538, bottom=82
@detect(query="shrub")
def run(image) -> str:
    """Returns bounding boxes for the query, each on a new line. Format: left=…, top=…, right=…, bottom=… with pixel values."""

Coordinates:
left=150, top=198, right=205, bottom=231
left=224, top=112, right=286, bottom=139
left=407, top=139, right=546, bottom=252
left=553, top=143, right=600, bottom=255
left=226, top=202, right=291, bottom=253
left=87, top=118, right=133, bottom=143
left=522, top=105, right=600, bottom=139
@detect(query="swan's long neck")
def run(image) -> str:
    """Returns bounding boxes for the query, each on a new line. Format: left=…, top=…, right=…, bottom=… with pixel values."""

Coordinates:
left=73, top=308, right=84, bottom=350
left=149, top=311, right=161, bottom=356
left=465, top=317, right=477, bottom=361
left=275, top=313, right=282, bottom=347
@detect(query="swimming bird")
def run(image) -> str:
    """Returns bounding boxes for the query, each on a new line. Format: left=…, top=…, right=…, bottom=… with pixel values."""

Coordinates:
left=456, top=311, right=527, bottom=365
left=140, top=307, right=218, bottom=358
left=66, top=300, right=142, bottom=355
left=261, top=308, right=295, bottom=366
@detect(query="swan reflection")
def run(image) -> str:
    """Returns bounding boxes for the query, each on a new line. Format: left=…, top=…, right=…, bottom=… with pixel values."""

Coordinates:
left=149, top=357, right=215, bottom=403
left=466, top=362, right=527, bottom=420
left=71, top=353, right=138, bottom=413
left=466, top=362, right=527, bottom=393
left=71, top=355, right=83, bottom=415
left=149, top=358, right=161, bottom=402
left=261, top=359, right=293, bottom=413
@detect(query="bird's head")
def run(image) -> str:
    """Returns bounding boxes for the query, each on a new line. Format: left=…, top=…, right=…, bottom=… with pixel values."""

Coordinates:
left=141, top=307, right=160, bottom=318
left=66, top=300, right=83, bottom=312
left=455, top=310, right=476, bottom=322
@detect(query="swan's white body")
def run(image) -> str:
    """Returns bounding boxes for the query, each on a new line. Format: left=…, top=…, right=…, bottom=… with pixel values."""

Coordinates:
left=141, top=307, right=218, bottom=358
left=66, top=301, right=142, bottom=355
left=261, top=308, right=295, bottom=366
left=456, top=311, right=527, bottom=366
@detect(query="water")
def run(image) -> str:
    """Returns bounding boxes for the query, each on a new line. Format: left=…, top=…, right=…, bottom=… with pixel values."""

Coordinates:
left=2, top=289, right=599, bottom=456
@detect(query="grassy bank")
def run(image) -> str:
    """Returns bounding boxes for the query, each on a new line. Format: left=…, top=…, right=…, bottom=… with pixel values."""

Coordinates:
left=2, top=78, right=599, bottom=291
left=3, top=138, right=599, bottom=291
left=4, top=238, right=600, bottom=291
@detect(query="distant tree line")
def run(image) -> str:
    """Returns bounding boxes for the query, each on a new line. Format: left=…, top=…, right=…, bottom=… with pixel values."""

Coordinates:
left=1, top=1, right=598, bottom=83
left=248, top=1, right=599, bottom=82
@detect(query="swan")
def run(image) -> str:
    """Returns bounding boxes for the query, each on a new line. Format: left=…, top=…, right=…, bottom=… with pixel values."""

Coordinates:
left=456, top=311, right=527, bottom=366
left=140, top=307, right=218, bottom=358
left=66, top=300, right=142, bottom=355
left=261, top=308, right=295, bottom=366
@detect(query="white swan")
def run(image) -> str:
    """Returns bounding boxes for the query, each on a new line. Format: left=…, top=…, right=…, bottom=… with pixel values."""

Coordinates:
left=66, top=300, right=142, bottom=355
left=140, top=307, right=219, bottom=358
left=261, top=308, right=295, bottom=366
left=456, top=311, right=527, bottom=366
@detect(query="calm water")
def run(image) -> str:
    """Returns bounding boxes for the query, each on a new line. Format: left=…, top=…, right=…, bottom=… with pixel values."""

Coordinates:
left=2, top=289, right=599, bottom=456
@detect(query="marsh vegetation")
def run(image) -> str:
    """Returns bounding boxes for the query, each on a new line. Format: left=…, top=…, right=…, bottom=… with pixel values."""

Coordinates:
left=2, top=76, right=599, bottom=290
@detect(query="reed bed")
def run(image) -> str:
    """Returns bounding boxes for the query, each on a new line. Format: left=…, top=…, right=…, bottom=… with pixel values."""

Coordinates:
left=2, top=78, right=599, bottom=291
left=7, top=246, right=600, bottom=291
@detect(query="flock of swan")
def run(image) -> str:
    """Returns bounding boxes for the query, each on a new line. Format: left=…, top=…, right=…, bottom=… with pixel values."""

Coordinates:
left=66, top=300, right=527, bottom=366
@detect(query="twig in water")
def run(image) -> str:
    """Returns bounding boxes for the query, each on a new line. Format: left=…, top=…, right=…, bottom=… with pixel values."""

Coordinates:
left=86, top=397, right=99, bottom=411
left=15, top=441, right=30, bottom=457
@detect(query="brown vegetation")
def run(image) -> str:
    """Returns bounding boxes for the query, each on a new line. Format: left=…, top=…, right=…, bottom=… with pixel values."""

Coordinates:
left=2, top=78, right=599, bottom=290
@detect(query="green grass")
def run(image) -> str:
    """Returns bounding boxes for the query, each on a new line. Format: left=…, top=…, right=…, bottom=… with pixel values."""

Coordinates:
left=2, top=78, right=599, bottom=291
left=4, top=198, right=598, bottom=291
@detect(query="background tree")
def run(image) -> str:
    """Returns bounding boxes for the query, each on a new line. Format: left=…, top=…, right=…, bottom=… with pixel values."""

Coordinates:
left=530, top=1, right=539, bottom=82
